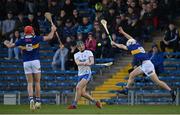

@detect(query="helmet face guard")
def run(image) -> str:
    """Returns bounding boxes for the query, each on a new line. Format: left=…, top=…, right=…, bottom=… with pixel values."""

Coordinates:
left=126, top=39, right=136, bottom=46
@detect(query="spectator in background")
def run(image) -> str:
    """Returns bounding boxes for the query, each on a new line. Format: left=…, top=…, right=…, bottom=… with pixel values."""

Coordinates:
left=160, top=23, right=179, bottom=52
left=144, top=3, right=154, bottom=29
left=5, top=0, right=18, bottom=15
left=119, top=13, right=128, bottom=31
left=0, top=1, right=6, bottom=20
left=111, top=33, right=122, bottom=58
left=62, top=0, right=75, bottom=18
left=64, top=36, right=73, bottom=49
left=4, top=30, right=20, bottom=60
left=96, top=32, right=111, bottom=58
left=126, top=7, right=142, bottom=42
left=148, top=44, right=164, bottom=75
left=140, top=3, right=154, bottom=41
left=36, top=10, right=45, bottom=23
left=26, top=13, right=40, bottom=35
left=2, top=11, right=15, bottom=40
left=115, top=0, right=126, bottom=14
left=66, top=43, right=78, bottom=70
left=139, top=3, right=146, bottom=20
left=55, top=15, right=64, bottom=33
left=150, top=0, right=158, bottom=5
left=62, top=19, right=77, bottom=39
left=126, top=0, right=133, bottom=6
left=112, top=16, right=121, bottom=32
left=85, top=32, right=97, bottom=56
left=76, top=33, right=84, bottom=42
left=0, top=21, right=2, bottom=42
left=101, top=0, right=109, bottom=11
left=156, top=0, right=168, bottom=25
left=167, top=0, right=176, bottom=21
left=25, top=0, right=36, bottom=14
left=93, top=21, right=101, bottom=41
left=36, top=0, right=48, bottom=13
left=126, top=7, right=138, bottom=30
left=16, top=0, right=25, bottom=14
left=152, top=2, right=160, bottom=30
left=126, top=7, right=139, bottom=36
left=52, top=44, right=69, bottom=71
left=72, top=9, right=81, bottom=25
left=77, top=17, right=93, bottom=37
left=104, top=6, right=117, bottom=31
left=130, top=1, right=140, bottom=16
left=36, top=10, right=49, bottom=35
left=94, top=10, right=103, bottom=21
left=57, top=9, right=68, bottom=27
left=48, top=0, right=60, bottom=16
left=15, top=13, right=26, bottom=36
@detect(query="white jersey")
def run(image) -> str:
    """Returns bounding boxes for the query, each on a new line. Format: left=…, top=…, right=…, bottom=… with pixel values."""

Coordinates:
left=74, top=50, right=93, bottom=76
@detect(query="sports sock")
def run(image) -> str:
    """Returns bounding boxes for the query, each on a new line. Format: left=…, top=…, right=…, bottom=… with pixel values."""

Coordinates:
left=36, top=97, right=41, bottom=103
left=29, top=97, right=34, bottom=102
left=72, top=101, right=77, bottom=106
left=91, top=99, right=96, bottom=104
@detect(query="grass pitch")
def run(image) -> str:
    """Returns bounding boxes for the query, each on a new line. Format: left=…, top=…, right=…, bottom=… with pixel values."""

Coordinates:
left=0, top=104, right=180, bottom=114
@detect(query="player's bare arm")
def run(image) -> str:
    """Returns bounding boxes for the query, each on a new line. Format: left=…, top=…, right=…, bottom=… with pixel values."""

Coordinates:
left=43, top=25, right=57, bottom=41
left=111, top=41, right=128, bottom=50
left=84, top=56, right=94, bottom=66
left=118, top=27, right=134, bottom=40
left=75, top=59, right=87, bottom=66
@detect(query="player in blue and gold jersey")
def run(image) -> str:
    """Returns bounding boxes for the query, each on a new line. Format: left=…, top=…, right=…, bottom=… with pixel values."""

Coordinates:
left=4, top=25, right=57, bottom=110
left=111, top=27, right=176, bottom=102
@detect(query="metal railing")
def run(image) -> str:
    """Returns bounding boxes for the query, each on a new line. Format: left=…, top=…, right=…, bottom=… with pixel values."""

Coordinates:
left=0, top=88, right=179, bottom=105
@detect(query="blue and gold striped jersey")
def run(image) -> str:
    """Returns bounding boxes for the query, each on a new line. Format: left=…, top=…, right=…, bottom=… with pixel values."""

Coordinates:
left=127, top=42, right=149, bottom=62
left=15, top=35, right=44, bottom=62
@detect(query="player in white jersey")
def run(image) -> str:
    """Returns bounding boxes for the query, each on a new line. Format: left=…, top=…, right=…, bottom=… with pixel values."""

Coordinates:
left=68, top=41, right=102, bottom=109
left=4, top=25, right=57, bottom=111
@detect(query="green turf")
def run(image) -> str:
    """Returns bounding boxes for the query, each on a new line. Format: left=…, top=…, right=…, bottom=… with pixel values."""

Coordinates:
left=0, top=105, right=179, bottom=114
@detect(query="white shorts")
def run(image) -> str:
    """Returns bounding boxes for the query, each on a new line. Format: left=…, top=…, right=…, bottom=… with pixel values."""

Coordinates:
left=140, top=60, right=155, bottom=76
left=23, top=60, right=41, bottom=74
